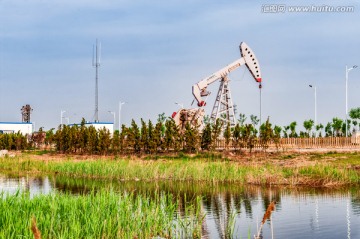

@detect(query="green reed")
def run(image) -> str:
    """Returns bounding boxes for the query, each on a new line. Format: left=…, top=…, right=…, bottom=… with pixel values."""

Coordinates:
left=0, top=190, right=204, bottom=239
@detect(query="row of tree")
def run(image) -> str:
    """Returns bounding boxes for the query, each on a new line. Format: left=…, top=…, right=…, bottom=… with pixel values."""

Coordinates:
left=0, top=117, right=276, bottom=154
left=236, top=107, right=360, bottom=138
left=1, top=107, right=360, bottom=154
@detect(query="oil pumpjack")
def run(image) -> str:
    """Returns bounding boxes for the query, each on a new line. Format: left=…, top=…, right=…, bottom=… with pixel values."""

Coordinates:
left=172, top=42, right=262, bottom=130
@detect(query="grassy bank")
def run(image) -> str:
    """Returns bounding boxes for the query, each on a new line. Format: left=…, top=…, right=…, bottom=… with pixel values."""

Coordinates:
left=0, top=190, right=203, bottom=239
left=1, top=152, right=360, bottom=186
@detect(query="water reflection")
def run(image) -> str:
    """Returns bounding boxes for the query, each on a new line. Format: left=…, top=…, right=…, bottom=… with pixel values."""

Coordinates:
left=0, top=174, right=52, bottom=197
left=1, top=174, right=359, bottom=239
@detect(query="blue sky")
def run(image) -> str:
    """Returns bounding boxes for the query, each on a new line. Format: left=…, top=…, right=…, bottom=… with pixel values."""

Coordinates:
left=0, top=0, right=359, bottom=131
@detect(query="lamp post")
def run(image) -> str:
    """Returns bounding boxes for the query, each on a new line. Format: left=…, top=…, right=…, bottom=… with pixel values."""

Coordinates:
left=346, top=65, right=358, bottom=137
left=108, top=111, right=115, bottom=131
left=119, top=101, right=126, bottom=131
left=309, top=85, right=317, bottom=137
left=175, top=102, right=184, bottom=109
left=60, top=110, right=66, bottom=125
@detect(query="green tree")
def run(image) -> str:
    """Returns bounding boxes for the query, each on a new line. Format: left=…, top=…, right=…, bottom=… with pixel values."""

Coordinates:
left=140, top=119, right=149, bottom=153
left=273, top=125, right=282, bottom=149
left=211, top=118, right=223, bottom=148
left=325, top=122, right=333, bottom=137
left=12, top=132, right=27, bottom=150
left=129, top=119, right=141, bottom=154
left=44, top=128, right=55, bottom=150
left=164, top=119, right=180, bottom=152
left=157, top=113, right=166, bottom=137
left=250, top=114, right=259, bottom=126
left=259, top=117, right=274, bottom=151
left=332, top=117, right=343, bottom=136
left=283, top=125, right=290, bottom=138
left=201, top=123, right=212, bottom=150
left=316, top=124, right=324, bottom=137
left=250, top=115, right=259, bottom=136
left=238, top=113, right=247, bottom=126
left=243, top=124, right=257, bottom=153
left=119, top=124, right=128, bottom=153
left=111, top=130, right=120, bottom=154
left=87, top=126, right=98, bottom=154
left=223, top=122, right=231, bottom=150
left=147, top=120, right=155, bottom=154
left=303, top=119, right=314, bottom=137
left=154, top=122, right=163, bottom=153
left=32, top=127, right=45, bottom=149
left=203, top=115, right=211, bottom=125
left=183, top=123, right=199, bottom=153
left=349, top=107, right=360, bottom=131
left=232, top=123, right=242, bottom=152
left=289, top=121, right=298, bottom=138
left=71, top=125, right=81, bottom=153
left=352, top=120, right=358, bottom=132
left=79, top=119, right=88, bottom=154
left=98, top=127, right=111, bottom=155
left=273, top=125, right=282, bottom=138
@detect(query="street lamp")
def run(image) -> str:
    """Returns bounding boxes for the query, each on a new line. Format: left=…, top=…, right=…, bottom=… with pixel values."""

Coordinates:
left=346, top=65, right=358, bottom=137
left=108, top=111, right=115, bottom=131
left=119, top=101, right=126, bottom=131
left=309, top=85, right=317, bottom=137
left=175, top=102, right=184, bottom=109
left=60, top=110, right=66, bottom=125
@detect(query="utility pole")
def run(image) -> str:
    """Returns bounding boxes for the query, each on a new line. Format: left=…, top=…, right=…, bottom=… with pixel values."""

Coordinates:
left=108, top=111, right=115, bottom=131
left=119, top=101, right=126, bottom=131
left=345, top=65, right=358, bottom=137
left=309, top=85, right=317, bottom=137
left=61, top=110, right=66, bottom=125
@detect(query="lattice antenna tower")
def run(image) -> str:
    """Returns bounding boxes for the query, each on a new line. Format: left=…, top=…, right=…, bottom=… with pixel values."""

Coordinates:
left=92, top=39, right=101, bottom=122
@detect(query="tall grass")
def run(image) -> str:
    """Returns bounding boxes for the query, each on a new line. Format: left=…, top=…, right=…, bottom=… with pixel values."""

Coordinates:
left=1, top=154, right=359, bottom=186
left=0, top=190, right=204, bottom=239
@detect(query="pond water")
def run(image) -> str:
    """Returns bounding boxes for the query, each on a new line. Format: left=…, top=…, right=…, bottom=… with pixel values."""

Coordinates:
left=1, top=174, right=359, bottom=239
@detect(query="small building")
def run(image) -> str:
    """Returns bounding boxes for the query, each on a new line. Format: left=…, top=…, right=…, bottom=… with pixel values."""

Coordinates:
left=68, top=122, right=114, bottom=135
left=85, top=122, right=114, bottom=133
left=0, top=122, right=33, bottom=135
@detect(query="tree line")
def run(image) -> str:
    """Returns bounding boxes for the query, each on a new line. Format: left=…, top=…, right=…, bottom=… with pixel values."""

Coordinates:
left=1, top=107, right=360, bottom=154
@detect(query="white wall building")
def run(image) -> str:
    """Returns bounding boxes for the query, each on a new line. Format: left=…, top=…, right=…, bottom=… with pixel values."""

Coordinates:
left=68, top=122, right=114, bottom=135
left=0, top=122, right=33, bottom=135
left=85, top=122, right=114, bottom=133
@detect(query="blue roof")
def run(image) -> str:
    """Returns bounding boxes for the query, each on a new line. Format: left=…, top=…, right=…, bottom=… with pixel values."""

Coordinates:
left=68, top=122, right=113, bottom=126
left=0, top=122, right=32, bottom=124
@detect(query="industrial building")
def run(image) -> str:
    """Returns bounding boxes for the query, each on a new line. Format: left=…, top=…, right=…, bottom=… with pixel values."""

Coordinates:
left=0, top=122, right=33, bottom=135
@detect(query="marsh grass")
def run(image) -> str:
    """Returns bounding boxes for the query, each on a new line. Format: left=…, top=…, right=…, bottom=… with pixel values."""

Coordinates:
left=1, top=154, right=359, bottom=186
left=0, top=190, right=204, bottom=239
